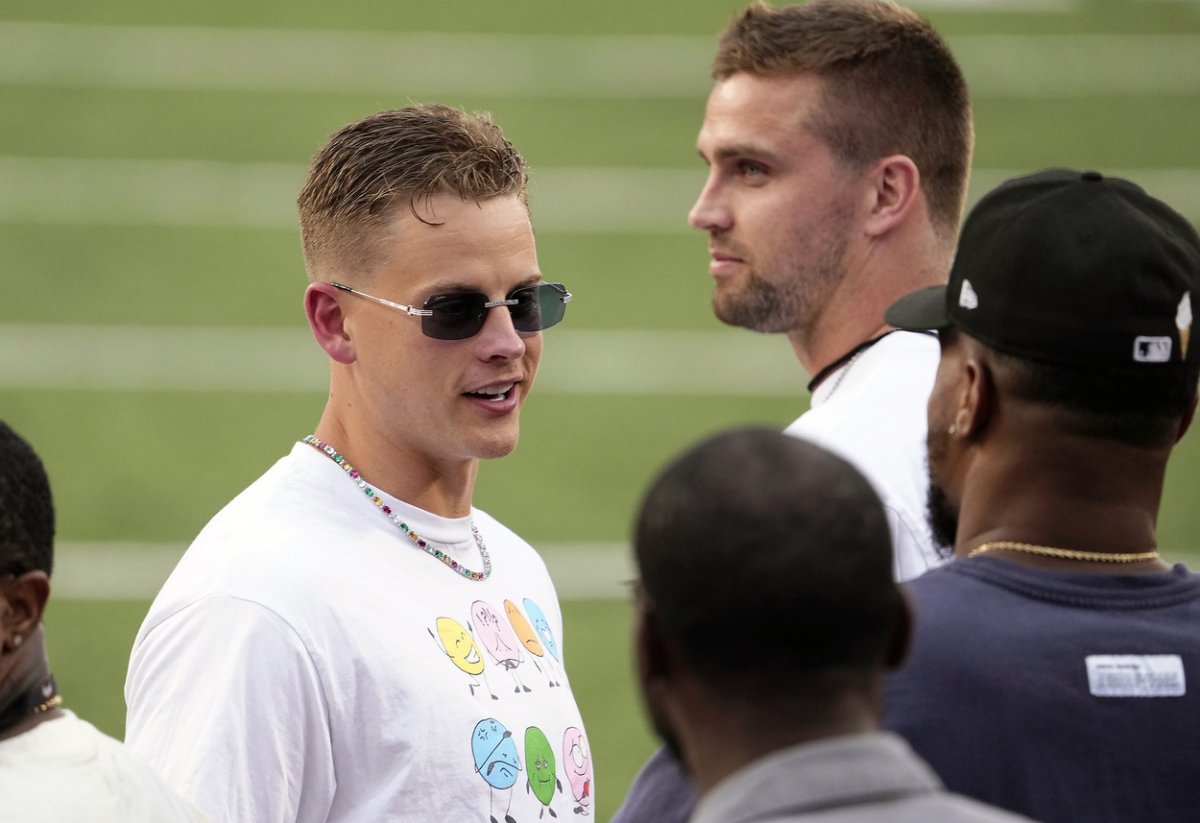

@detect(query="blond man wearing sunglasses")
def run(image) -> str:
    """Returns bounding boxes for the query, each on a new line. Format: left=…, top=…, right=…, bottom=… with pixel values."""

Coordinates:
left=125, top=105, right=588, bottom=823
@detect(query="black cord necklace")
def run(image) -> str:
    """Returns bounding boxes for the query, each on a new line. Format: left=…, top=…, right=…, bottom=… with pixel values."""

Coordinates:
left=805, top=330, right=937, bottom=392
left=0, top=675, right=60, bottom=737
left=806, top=331, right=895, bottom=392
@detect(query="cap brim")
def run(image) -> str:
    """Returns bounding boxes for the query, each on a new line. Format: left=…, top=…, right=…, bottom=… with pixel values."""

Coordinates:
left=884, top=285, right=951, bottom=331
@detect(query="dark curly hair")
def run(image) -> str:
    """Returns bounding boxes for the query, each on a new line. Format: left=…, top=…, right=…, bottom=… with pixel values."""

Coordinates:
left=0, top=420, right=54, bottom=577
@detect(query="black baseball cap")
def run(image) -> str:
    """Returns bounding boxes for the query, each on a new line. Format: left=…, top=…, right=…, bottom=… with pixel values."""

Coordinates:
left=886, top=168, right=1200, bottom=374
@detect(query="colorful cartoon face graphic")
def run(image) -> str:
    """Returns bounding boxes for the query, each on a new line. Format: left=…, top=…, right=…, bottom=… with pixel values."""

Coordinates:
left=505, top=599, right=545, bottom=657
left=522, top=597, right=560, bottom=662
left=472, top=600, right=523, bottom=667
left=472, top=718, right=521, bottom=790
left=435, top=616, right=485, bottom=675
left=563, top=727, right=593, bottom=808
left=525, top=726, right=558, bottom=807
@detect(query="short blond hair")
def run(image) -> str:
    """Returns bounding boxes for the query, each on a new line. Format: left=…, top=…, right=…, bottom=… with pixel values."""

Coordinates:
left=297, top=104, right=529, bottom=281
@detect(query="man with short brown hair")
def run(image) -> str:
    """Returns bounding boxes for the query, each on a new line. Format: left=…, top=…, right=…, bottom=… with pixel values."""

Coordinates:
left=126, top=105, right=589, bottom=823
left=615, top=1, right=972, bottom=818
left=692, top=0, right=970, bottom=582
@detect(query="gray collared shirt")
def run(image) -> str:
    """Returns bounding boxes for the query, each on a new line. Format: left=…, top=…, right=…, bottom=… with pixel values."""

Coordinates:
left=691, top=732, right=1034, bottom=823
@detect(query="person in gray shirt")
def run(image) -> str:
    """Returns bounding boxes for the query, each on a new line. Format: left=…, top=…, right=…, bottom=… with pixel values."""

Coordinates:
left=629, top=427, right=1033, bottom=823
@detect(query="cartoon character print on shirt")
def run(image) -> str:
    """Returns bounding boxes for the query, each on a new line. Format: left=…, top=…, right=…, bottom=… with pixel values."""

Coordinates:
left=430, top=616, right=499, bottom=700
left=473, top=718, right=522, bottom=823
left=525, top=725, right=562, bottom=819
left=562, top=727, right=593, bottom=815
left=524, top=597, right=565, bottom=687
left=505, top=599, right=556, bottom=688
left=473, top=599, right=533, bottom=694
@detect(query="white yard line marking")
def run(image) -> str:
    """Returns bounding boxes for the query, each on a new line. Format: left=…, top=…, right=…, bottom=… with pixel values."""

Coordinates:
left=960, top=34, right=1200, bottom=96
left=0, top=157, right=1197, bottom=232
left=53, top=540, right=635, bottom=600
left=1, top=23, right=1196, bottom=97
left=0, top=324, right=803, bottom=396
left=51, top=537, right=1200, bottom=601
left=0, top=157, right=699, bottom=233
left=0, top=23, right=715, bottom=99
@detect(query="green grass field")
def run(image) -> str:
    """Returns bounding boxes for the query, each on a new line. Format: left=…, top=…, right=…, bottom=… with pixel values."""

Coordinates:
left=4, top=1, right=1200, bottom=820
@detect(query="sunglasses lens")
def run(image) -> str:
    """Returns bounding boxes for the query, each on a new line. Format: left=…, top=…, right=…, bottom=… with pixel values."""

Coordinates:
left=510, top=284, right=567, bottom=333
left=419, top=284, right=569, bottom=340
left=421, top=293, right=488, bottom=341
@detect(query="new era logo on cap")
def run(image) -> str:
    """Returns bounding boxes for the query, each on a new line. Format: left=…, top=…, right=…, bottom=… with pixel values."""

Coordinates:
left=959, top=280, right=978, bottom=310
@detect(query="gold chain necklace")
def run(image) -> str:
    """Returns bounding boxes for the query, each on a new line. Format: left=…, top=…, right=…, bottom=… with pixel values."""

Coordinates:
left=33, top=695, right=63, bottom=714
left=968, top=541, right=1159, bottom=563
left=0, top=677, right=61, bottom=737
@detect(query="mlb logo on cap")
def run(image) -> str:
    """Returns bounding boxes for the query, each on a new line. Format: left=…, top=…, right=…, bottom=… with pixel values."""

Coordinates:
left=1135, top=337, right=1173, bottom=364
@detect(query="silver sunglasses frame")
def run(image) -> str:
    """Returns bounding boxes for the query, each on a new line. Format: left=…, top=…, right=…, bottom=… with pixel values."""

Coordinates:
left=328, top=281, right=572, bottom=333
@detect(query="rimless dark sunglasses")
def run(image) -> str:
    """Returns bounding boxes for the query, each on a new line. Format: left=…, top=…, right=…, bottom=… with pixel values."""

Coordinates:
left=331, top=281, right=572, bottom=341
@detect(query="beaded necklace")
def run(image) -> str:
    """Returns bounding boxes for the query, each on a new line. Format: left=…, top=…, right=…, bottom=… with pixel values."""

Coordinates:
left=303, top=435, right=492, bottom=581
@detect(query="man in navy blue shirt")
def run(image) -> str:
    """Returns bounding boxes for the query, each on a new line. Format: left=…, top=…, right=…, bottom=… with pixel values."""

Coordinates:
left=883, top=168, right=1200, bottom=823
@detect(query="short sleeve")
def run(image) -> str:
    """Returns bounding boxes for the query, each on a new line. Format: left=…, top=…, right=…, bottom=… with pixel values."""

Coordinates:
left=125, top=595, right=335, bottom=823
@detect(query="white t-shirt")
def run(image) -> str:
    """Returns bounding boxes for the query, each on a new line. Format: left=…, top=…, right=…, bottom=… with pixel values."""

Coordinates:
left=125, top=443, right=593, bottom=823
left=0, top=710, right=206, bottom=822
left=786, top=331, right=946, bottom=581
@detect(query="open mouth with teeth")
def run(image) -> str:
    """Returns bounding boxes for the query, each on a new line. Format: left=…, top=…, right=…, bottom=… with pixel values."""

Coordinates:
left=466, top=383, right=515, bottom=402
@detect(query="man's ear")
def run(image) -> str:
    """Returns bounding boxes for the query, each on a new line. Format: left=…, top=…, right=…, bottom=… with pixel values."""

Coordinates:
left=634, top=595, right=673, bottom=689
left=955, top=353, right=995, bottom=442
left=884, top=586, right=914, bottom=670
left=863, top=155, right=921, bottom=239
left=1, top=571, right=50, bottom=653
left=304, top=283, right=356, bottom=365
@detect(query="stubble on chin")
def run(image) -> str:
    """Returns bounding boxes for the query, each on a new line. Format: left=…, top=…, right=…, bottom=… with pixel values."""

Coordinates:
left=711, top=210, right=850, bottom=337
left=712, top=271, right=800, bottom=334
